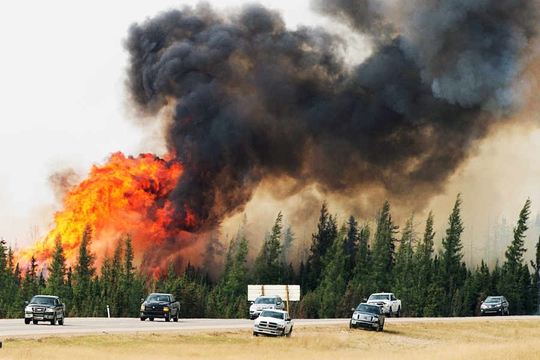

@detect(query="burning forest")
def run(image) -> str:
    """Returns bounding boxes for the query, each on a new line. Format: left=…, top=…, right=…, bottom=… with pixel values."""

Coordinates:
left=17, top=0, right=540, bottom=275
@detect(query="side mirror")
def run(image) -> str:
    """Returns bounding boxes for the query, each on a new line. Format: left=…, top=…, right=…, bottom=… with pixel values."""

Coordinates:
left=351, top=307, right=355, bottom=312
left=250, top=301, right=254, bottom=305
left=25, top=301, right=29, bottom=305
left=141, top=298, right=145, bottom=302
left=363, top=298, right=367, bottom=302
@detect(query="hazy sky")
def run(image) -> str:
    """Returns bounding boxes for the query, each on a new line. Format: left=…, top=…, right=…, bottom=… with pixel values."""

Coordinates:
left=1, top=0, right=540, bottom=265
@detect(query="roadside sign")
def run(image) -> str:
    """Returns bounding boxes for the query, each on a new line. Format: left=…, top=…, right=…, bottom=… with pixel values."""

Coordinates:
left=247, top=285, right=301, bottom=302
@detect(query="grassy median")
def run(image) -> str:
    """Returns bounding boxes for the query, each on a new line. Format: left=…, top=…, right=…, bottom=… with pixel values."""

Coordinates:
left=1, top=319, right=539, bottom=360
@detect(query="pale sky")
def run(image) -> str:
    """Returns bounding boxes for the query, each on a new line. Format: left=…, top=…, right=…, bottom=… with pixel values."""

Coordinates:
left=1, top=0, right=540, bottom=265
left=0, top=0, right=323, bottom=247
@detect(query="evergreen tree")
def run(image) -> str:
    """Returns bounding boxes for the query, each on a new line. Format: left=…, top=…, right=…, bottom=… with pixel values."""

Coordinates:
left=393, top=215, right=416, bottom=316
left=281, top=226, right=295, bottom=265
left=206, top=229, right=250, bottom=318
left=412, top=211, right=436, bottom=316
left=371, top=201, right=398, bottom=291
left=45, top=235, right=67, bottom=298
left=531, top=234, right=540, bottom=314
left=502, top=198, right=532, bottom=314
left=253, top=212, right=284, bottom=284
left=343, top=215, right=359, bottom=281
left=439, top=194, right=466, bottom=316
left=119, top=234, right=142, bottom=317
left=306, top=203, right=338, bottom=291
left=21, top=256, right=39, bottom=302
left=317, top=225, right=348, bottom=317
left=72, top=224, right=96, bottom=316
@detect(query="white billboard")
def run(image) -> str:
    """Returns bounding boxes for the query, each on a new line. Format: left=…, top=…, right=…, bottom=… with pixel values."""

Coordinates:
left=247, top=284, right=301, bottom=301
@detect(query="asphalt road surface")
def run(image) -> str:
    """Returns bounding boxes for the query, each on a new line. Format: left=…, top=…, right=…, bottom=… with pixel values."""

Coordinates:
left=0, top=316, right=537, bottom=339
left=0, top=317, right=349, bottom=338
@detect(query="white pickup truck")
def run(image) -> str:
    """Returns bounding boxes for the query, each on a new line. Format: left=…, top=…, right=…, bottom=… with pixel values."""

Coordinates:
left=366, top=292, right=402, bottom=317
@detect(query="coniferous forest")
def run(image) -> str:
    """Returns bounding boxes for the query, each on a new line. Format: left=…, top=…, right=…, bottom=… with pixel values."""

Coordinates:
left=1, top=194, right=539, bottom=319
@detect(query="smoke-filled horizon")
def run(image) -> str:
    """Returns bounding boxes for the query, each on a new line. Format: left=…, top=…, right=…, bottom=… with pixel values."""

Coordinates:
left=125, top=0, right=539, bottom=232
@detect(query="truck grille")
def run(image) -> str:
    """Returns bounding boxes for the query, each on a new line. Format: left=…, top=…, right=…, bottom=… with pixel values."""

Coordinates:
left=258, top=320, right=279, bottom=330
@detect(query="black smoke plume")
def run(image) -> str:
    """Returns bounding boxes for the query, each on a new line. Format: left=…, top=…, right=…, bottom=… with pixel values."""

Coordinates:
left=125, top=0, right=539, bottom=231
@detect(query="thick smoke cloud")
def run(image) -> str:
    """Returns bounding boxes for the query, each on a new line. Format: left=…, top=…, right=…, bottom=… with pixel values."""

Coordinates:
left=125, top=0, right=539, bottom=231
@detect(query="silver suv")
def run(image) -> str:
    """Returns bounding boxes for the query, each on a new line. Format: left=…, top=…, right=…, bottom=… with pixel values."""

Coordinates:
left=249, top=295, right=285, bottom=319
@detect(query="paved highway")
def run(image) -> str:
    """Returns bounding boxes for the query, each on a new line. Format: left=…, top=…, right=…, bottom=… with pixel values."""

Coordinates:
left=0, top=316, right=537, bottom=339
left=0, top=317, right=349, bottom=338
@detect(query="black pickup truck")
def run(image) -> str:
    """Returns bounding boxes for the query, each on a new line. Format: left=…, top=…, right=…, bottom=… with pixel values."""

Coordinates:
left=24, top=295, right=66, bottom=325
left=140, top=293, right=180, bottom=322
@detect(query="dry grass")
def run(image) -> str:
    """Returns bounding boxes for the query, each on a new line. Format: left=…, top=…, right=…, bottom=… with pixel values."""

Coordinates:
left=1, top=319, right=540, bottom=360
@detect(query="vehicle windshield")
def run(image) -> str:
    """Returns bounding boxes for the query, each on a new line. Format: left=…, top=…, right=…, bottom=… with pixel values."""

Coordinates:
left=260, top=310, right=285, bottom=319
left=254, top=297, right=277, bottom=304
left=30, top=296, right=55, bottom=305
left=485, top=297, right=502, bottom=303
left=147, top=294, right=169, bottom=302
left=356, top=304, right=380, bottom=314
left=369, top=294, right=390, bottom=301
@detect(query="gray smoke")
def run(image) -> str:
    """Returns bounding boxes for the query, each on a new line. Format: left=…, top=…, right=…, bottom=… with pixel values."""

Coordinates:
left=125, top=0, right=539, bottom=231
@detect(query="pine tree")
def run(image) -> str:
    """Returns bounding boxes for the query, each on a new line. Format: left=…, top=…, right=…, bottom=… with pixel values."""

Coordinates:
left=72, top=224, right=96, bottom=316
left=21, top=256, right=39, bottom=302
left=412, top=211, right=436, bottom=316
left=393, top=215, right=416, bottom=316
left=502, top=198, right=532, bottom=314
left=531, top=234, right=540, bottom=314
left=317, top=225, right=348, bottom=317
left=371, top=201, right=398, bottom=291
left=343, top=215, right=359, bottom=281
left=45, top=235, right=67, bottom=298
left=253, top=212, right=284, bottom=284
left=440, top=194, right=466, bottom=316
left=306, top=203, right=337, bottom=291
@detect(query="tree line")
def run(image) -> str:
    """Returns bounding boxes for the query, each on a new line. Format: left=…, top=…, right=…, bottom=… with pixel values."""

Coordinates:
left=1, top=194, right=539, bottom=319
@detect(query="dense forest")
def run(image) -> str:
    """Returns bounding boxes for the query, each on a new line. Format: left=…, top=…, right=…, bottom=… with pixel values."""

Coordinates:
left=1, top=194, right=539, bottom=319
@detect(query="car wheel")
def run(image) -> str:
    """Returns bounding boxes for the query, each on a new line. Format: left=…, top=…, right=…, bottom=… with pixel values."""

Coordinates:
left=58, top=314, right=64, bottom=326
left=349, top=320, right=353, bottom=329
left=388, top=309, right=393, bottom=318
left=149, top=318, right=154, bottom=321
left=253, top=331, right=259, bottom=337
left=24, top=318, right=30, bottom=325
left=173, top=311, right=179, bottom=322
left=50, top=314, right=57, bottom=326
left=165, top=314, right=171, bottom=322
left=286, top=327, right=293, bottom=337
left=396, top=307, right=401, bottom=318
left=33, top=320, right=38, bottom=325
left=140, top=317, right=146, bottom=321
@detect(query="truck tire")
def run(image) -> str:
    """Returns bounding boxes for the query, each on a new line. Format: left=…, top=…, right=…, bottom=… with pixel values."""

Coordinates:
left=286, top=327, right=293, bottom=337
left=24, top=318, right=30, bottom=325
left=50, top=314, right=56, bottom=325
left=396, top=307, right=401, bottom=318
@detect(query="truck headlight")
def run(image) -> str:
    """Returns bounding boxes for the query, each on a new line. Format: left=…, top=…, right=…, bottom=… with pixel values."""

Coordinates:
left=140, top=305, right=146, bottom=311
left=163, top=307, right=170, bottom=312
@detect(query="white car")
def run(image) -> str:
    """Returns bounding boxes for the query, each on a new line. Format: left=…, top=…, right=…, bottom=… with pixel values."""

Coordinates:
left=253, top=309, right=293, bottom=337
left=249, top=295, right=285, bottom=319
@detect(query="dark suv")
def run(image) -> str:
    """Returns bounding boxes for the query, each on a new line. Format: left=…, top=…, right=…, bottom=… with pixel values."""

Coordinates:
left=480, top=296, right=509, bottom=316
left=24, top=295, right=65, bottom=325
left=140, top=293, right=180, bottom=322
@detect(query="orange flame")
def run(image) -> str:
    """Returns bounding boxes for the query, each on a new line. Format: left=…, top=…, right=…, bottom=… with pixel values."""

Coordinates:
left=18, top=152, right=194, bottom=271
